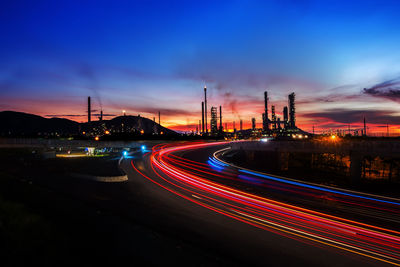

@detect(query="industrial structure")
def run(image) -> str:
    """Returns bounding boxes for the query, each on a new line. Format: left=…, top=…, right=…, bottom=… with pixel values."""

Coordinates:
left=289, top=92, right=296, bottom=129
left=88, top=96, right=91, bottom=123
left=258, top=91, right=306, bottom=137
left=263, top=91, right=269, bottom=131
left=197, top=86, right=306, bottom=138
left=210, top=106, right=218, bottom=135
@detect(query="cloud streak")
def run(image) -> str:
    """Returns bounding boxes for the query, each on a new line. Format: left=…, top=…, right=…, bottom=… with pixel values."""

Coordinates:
left=304, top=109, right=400, bottom=125
left=363, top=77, right=400, bottom=102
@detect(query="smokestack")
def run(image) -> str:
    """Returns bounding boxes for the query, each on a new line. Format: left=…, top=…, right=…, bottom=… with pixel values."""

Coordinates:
left=288, top=92, right=296, bottom=128
left=264, top=91, right=269, bottom=131
left=240, top=119, right=243, bottom=131
left=363, top=117, right=366, bottom=136
left=219, top=106, right=222, bottom=132
left=158, top=111, right=161, bottom=125
left=88, top=96, right=91, bottom=123
left=252, top=118, right=256, bottom=130
left=204, top=86, right=208, bottom=134
left=201, top=102, right=205, bottom=134
left=99, top=109, right=103, bottom=121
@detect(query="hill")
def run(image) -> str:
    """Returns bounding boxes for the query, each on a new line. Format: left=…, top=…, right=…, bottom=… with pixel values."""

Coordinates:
left=0, top=111, right=80, bottom=136
left=81, top=115, right=176, bottom=136
left=0, top=111, right=176, bottom=137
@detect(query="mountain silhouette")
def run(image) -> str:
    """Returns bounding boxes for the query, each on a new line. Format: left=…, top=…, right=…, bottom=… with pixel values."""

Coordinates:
left=0, top=111, right=176, bottom=137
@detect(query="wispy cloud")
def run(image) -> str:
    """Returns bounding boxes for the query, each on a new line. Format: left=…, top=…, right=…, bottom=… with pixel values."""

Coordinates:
left=304, top=109, right=400, bottom=125
left=363, top=77, right=400, bottom=102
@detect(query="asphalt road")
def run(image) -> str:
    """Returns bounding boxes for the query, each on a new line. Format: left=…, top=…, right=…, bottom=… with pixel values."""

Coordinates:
left=121, top=141, right=400, bottom=266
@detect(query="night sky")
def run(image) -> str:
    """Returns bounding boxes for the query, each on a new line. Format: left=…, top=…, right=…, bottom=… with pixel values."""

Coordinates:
left=1, top=0, right=400, bottom=134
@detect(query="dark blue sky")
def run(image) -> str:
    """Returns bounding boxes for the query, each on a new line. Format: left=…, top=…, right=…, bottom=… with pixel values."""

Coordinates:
left=1, top=0, right=400, bottom=133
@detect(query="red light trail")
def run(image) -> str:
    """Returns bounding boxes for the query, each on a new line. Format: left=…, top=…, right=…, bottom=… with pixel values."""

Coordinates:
left=131, top=142, right=400, bottom=266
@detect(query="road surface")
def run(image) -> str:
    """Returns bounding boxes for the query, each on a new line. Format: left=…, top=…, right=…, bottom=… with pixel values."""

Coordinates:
left=123, top=141, right=400, bottom=266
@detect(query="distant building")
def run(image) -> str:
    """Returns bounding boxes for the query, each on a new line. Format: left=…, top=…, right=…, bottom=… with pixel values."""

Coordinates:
left=252, top=118, right=256, bottom=130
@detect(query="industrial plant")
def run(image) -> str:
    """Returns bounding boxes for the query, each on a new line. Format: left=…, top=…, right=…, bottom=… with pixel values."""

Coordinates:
left=198, top=86, right=308, bottom=139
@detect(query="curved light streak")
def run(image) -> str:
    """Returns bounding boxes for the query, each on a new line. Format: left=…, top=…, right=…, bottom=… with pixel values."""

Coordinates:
left=131, top=141, right=400, bottom=266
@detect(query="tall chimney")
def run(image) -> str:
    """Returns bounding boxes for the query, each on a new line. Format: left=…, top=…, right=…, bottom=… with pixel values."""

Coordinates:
left=288, top=92, right=296, bottom=128
left=100, top=109, right=103, bottom=121
left=158, top=111, right=161, bottom=125
left=88, top=96, right=91, bottom=123
left=204, top=86, right=208, bottom=134
left=219, top=105, right=222, bottom=132
left=240, top=119, right=243, bottom=131
left=264, top=91, right=269, bottom=131
left=201, top=101, right=205, bottom=133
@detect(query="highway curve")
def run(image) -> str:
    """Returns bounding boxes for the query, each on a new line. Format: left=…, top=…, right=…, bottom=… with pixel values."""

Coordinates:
left=125, top=141, right=400, bottom=266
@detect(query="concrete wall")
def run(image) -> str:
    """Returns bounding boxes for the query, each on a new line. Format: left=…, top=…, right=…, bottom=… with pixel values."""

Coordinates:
left=230, top=140, right=400, bottom=182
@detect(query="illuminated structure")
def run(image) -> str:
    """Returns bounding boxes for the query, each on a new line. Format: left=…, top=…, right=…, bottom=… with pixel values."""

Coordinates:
left=263, top=91, right=269, bottom=131
left=271, top=105, right=276, bottom=130
left=289, top=92, right=296, bottom=129
left=210, top=106, right=218, bottom=135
